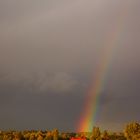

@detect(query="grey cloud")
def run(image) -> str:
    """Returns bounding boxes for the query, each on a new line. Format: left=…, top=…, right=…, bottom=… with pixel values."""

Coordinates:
left=0, top=71, right=83, bottom=95
left=0, top=0, right=140, bottom=131
left=39, top=72, right=80, bottom=93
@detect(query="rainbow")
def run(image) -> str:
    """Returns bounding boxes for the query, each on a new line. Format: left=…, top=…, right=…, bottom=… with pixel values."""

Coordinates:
left=77, top=3, right=130, bottom=132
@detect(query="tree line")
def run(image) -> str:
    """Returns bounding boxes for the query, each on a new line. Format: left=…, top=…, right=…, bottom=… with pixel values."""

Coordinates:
left=0, top=122, right=140, bottom=140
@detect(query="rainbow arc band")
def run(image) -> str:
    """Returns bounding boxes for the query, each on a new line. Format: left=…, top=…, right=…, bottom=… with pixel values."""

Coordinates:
left=77, top=3, right=130, bottom=132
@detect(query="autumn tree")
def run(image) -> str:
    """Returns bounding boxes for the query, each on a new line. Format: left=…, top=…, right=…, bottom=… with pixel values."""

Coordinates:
left=52, top=129, right=59, bottom=140
left=124, top=122, right=140, bottom=140
left=90, top=127, right=101, bottom=140
left=101, top=130, right=110, bottom=140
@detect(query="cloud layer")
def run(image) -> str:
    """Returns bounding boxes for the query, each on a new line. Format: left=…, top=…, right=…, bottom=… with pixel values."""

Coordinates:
left=0, top=0, right=140, bottom=131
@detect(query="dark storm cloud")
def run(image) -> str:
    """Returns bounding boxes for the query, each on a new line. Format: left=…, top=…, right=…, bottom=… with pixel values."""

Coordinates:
left=0, top=0, right=140, bottom=131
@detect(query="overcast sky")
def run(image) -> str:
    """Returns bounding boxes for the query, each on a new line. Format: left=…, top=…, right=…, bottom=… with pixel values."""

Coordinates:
left=0, top=0, right=140, bottom=132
